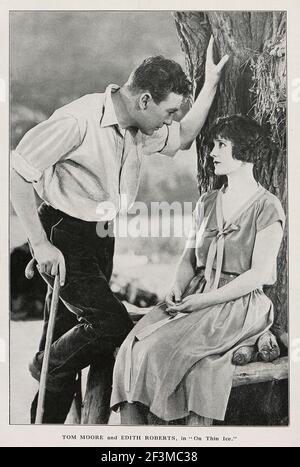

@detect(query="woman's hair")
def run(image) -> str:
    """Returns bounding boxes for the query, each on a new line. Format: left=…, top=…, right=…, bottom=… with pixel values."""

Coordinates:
left=128, top=56, right=191, bottom=104
left=207, top=114, right=271, bottom=164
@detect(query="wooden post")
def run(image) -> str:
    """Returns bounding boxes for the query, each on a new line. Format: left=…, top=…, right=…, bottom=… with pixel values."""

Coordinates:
left=186, top=414, right=213, bottom=426
left=65, top=373, right=83, bottom=424
left=81, top=356, right=115, bottom=424
left=67, top=305, right=147, bottom=425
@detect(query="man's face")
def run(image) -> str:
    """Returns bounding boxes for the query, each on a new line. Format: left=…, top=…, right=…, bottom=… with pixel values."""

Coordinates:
left=137, top=92, right=183, bottom=135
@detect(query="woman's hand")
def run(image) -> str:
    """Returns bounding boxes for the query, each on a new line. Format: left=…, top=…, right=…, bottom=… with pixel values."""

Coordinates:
left=165, top=283, right=184, bottom=316
left=205, top=36, right=229, bottom=88
left=165, top=283, right=182, bottom=307
left=166, top=293, right=208, bottom=314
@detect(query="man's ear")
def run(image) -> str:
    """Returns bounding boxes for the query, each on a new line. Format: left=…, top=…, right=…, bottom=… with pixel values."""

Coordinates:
left=139, top=92, right=152, bottom=110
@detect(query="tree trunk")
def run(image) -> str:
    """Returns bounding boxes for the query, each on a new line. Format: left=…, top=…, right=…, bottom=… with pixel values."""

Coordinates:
left=173, top=11, right=287, bottom=340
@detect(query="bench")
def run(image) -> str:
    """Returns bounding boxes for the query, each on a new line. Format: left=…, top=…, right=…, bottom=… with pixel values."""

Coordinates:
left=68, top=304, right=288, bottom=425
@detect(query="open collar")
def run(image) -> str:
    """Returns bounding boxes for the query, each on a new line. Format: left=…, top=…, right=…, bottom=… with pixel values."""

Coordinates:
left=100, top=84, right=126, bottom=136
left=219, top=184, right=265, bottom=228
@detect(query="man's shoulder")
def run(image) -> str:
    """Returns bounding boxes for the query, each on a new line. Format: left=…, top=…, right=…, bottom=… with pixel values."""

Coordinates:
left=54, top=93, right=105, bottom=118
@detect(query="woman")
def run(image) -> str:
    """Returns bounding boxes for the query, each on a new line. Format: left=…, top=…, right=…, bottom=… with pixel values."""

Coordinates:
left=110, top=115, right=285, bottom=425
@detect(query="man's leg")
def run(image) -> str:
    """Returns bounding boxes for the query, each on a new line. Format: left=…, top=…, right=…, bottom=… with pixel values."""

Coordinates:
left=30, top=216, right=133, bottom=395
left=38, top=286, right=79, bottom=352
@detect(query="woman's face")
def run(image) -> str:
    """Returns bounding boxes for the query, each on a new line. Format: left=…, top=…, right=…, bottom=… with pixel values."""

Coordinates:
left=210, top=137, right=243, bottom=176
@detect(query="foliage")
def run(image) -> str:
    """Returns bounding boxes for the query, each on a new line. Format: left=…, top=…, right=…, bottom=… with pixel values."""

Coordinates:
left=249, top=33, right=286, bottom=150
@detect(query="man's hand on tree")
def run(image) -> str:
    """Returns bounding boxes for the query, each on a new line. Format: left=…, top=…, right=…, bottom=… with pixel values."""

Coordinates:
left=205, top=35, right=229, bottom=87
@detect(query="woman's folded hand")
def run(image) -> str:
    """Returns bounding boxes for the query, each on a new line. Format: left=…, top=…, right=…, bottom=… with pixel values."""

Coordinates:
left=166, top=293, right=208, bottom=314
left=165, top=283, right=182, bottom=306
left=165, top=283, right=183, bottom=315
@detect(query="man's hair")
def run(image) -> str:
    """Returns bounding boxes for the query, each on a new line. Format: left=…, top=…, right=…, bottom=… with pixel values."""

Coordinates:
left=128, top=56, right=191, bottom=104
left=207, top=114, right=271, bottom=164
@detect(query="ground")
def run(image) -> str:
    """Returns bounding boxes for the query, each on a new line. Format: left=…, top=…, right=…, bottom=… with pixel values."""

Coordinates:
left=10, top=320, right=43, bottom=424
left=10, top=320, right=120, bottom=424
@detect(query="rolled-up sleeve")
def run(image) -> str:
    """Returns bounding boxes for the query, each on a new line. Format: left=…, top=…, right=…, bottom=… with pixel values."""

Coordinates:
left=142, top=121, right=181, bottom=158
left=11, top=112, right=84, bottom=182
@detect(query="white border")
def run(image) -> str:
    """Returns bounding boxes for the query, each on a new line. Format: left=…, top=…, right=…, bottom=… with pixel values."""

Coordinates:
left=1, top=0, right=299, bottom=447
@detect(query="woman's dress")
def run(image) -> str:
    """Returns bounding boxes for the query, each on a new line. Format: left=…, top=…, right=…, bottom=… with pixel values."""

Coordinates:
left=110, top=186, right=285, bottom=421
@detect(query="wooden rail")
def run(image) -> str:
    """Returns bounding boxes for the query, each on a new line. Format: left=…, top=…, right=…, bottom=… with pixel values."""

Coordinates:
left=233, top=357, right=288, bottom=387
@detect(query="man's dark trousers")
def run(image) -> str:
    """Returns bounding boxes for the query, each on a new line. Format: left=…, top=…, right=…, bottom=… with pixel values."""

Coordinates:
left=30, top=202, right=133, bottom=423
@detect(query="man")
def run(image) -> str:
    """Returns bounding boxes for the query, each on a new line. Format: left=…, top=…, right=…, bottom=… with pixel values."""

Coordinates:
left=11, top=37, right=228, bottom=423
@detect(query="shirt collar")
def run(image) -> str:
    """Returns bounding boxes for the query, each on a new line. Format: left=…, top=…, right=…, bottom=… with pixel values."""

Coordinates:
left=100, top=84, right=125, bottom=136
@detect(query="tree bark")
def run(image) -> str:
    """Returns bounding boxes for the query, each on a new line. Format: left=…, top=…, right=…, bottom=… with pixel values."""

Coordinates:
left=173, top=11, right=287, bottom=340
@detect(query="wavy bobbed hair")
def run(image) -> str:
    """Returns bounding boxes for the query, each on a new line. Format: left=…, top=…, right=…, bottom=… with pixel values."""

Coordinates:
left=206, top=114, right=271, bottom=165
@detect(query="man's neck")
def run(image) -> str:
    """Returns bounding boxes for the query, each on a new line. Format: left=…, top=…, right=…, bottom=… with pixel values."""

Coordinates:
left=111, top=87, right=136, bottom=129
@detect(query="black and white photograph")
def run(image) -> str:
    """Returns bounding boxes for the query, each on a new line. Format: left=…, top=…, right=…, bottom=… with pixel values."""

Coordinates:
left=1, top=0, right=299, bottom=448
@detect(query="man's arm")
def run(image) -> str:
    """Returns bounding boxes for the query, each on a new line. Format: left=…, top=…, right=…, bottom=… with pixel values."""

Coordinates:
left=179, top=36, right=229, bottom=149
left=11, top=113, right=84, bottom=285
left=145, top=36, right=229, bottom=157
left=11, top=169, right=66, bottom=285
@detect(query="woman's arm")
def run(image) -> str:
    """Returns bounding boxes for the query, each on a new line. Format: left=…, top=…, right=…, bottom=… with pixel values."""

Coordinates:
left=168, top=221, right=283, bottom=313
left=174, top=245, right=196, bottom=291
left=165, top=237, right=196, bottom=306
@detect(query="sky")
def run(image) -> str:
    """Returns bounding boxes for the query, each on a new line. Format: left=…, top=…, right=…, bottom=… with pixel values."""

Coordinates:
left=10, top=11, right=186, bottom=113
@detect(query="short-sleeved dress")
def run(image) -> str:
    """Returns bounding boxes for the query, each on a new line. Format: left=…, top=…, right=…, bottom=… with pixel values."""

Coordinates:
left=110, top=186, right=285, bottom=421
